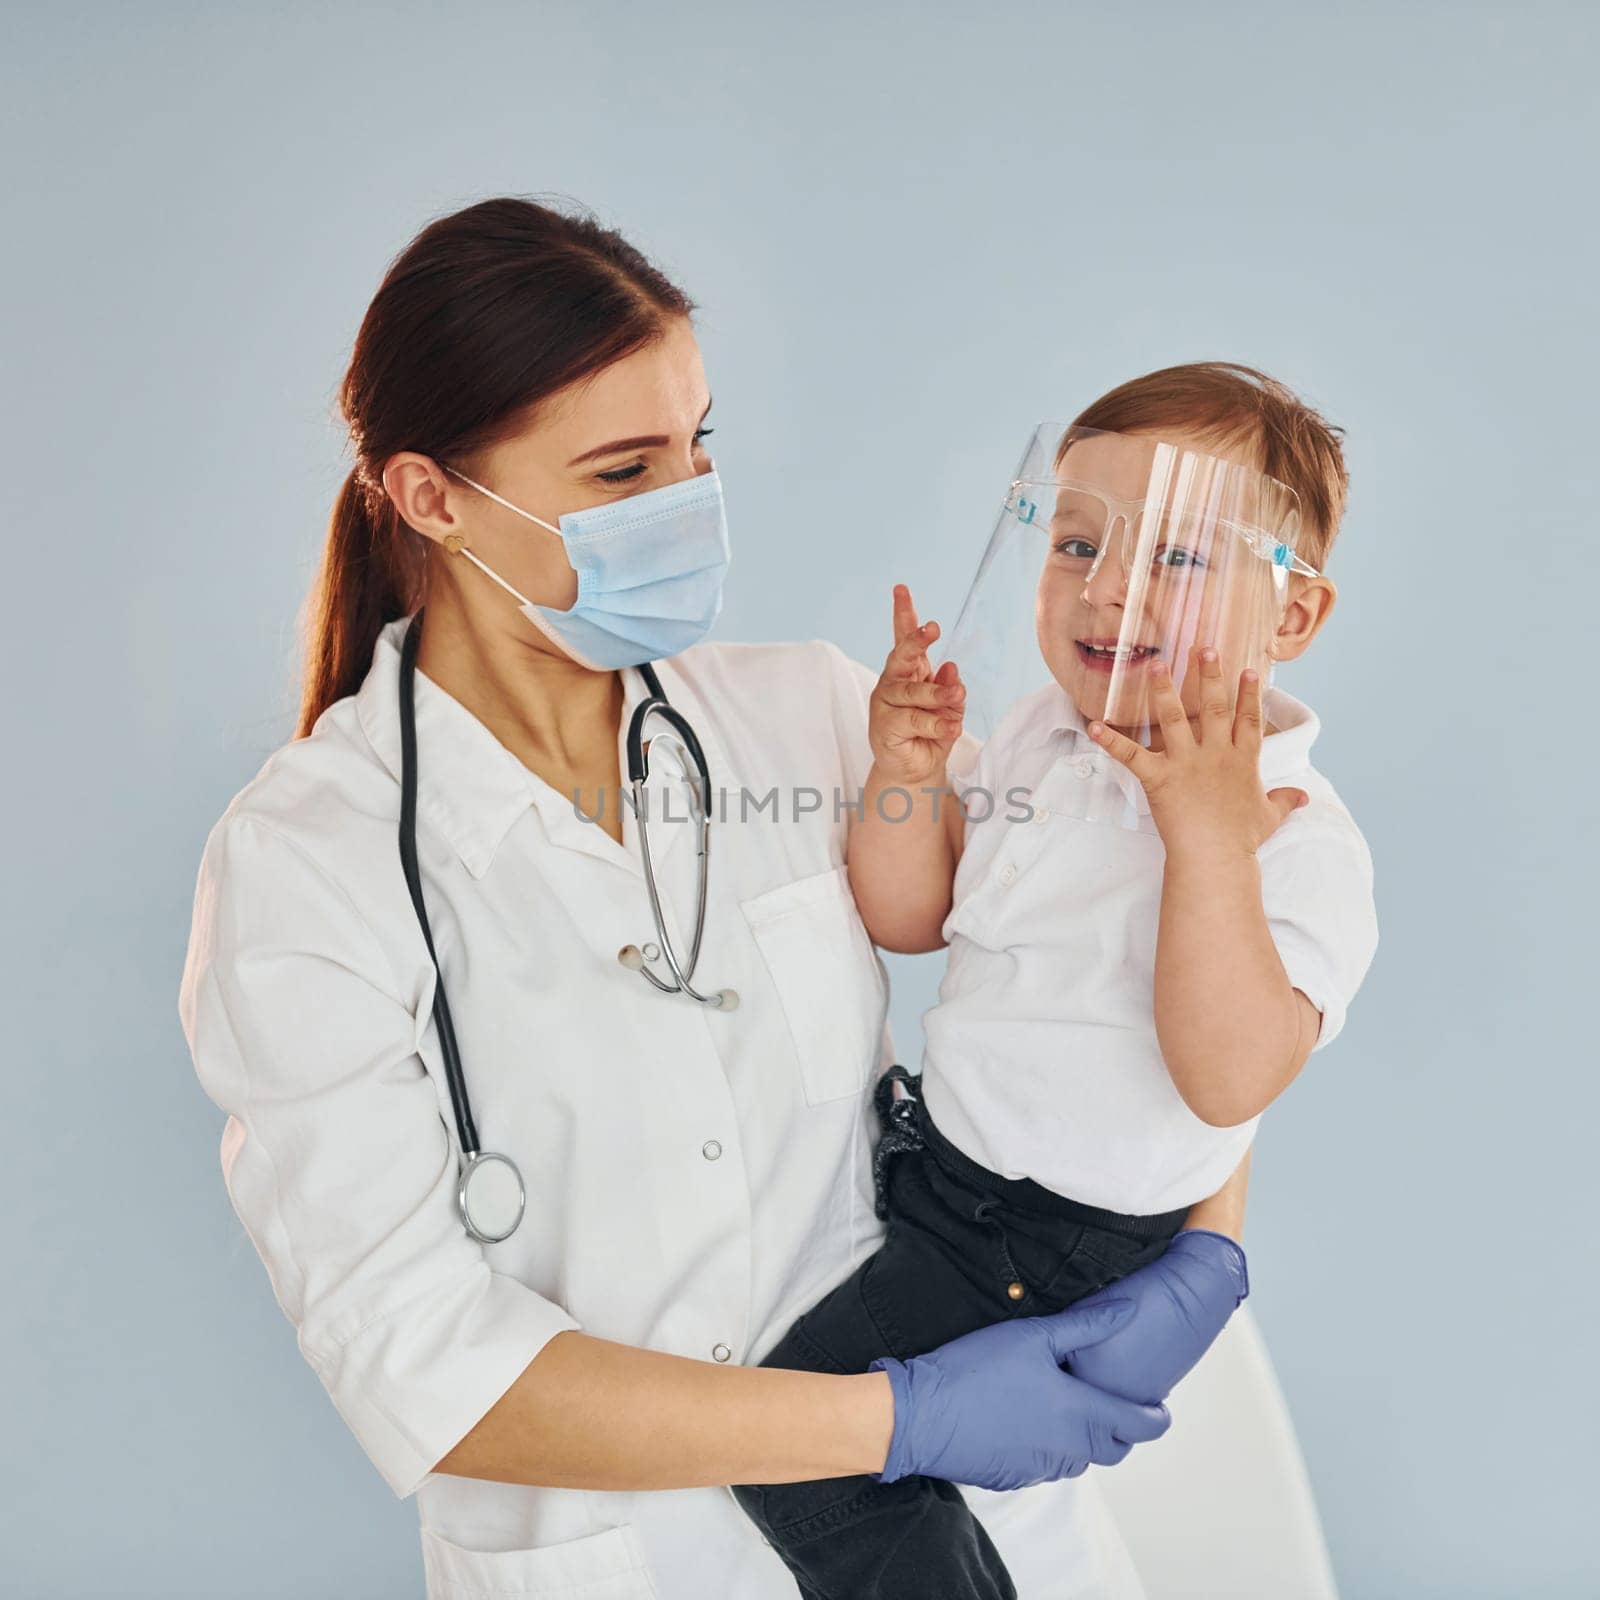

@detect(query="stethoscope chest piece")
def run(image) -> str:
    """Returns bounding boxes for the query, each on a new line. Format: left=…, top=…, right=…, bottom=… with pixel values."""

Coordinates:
left=458, top=1150, right=526, bottom=1244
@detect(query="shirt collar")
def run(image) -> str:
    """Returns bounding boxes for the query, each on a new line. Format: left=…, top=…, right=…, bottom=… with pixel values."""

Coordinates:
left=1030, top=679, right=1322, bottom=807
left=1255, top=686, right=1322, bottom=785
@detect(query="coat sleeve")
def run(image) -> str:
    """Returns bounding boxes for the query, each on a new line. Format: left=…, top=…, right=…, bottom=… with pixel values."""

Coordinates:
left=177, top=811, right=580, bottom=1497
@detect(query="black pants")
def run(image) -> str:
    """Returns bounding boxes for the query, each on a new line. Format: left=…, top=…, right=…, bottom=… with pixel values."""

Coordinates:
left=732, top=1068, right=1187, bottom=1600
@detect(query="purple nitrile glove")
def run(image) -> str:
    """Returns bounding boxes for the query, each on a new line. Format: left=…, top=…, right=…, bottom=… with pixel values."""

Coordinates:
left=869, top=1298, right=1171, bottom=1492
left=1066, top=1229, right=1250, bottom=1407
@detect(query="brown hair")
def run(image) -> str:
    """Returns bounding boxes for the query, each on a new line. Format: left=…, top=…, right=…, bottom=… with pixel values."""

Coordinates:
left=1071, top=361, right=1348, bottom=568
left=297, top=197, right=695, bottom=737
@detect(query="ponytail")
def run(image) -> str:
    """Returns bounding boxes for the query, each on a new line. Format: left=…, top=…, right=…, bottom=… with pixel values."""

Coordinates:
left=296, top=469, right=419, bottom=738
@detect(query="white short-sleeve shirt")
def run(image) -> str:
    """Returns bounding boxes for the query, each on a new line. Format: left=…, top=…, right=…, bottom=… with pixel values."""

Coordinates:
left=179, top=619, right=1149, bottom=1600
left=921, top=681, right=1378, bottom=1216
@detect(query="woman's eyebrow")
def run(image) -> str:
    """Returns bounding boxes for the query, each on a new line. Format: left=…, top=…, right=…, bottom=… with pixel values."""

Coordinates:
left=565, top=399, right=714, bottom=468
left=568, top=434, right=665, bottom=465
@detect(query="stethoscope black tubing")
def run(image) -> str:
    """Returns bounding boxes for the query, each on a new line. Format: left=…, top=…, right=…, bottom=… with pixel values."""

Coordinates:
left=398, top=609, right=480, bottom=1157
left=396, top=615, right=708, bottom=1166
left=625, top=688, right=711, bottom=812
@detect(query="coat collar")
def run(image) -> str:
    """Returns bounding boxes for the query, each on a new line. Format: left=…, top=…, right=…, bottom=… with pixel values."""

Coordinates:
left=355, top=616, right=713, bottom=880
left=356, top=617, right=540, bottom=878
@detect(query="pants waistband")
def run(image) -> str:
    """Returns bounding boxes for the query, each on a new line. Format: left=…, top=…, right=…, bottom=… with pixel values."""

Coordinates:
left=912, top=1094, right=1190, bottom=1243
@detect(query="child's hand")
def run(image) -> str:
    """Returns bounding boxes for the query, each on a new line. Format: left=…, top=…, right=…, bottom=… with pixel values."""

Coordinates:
left=868, top=584, right=966, bottom=788
left=1087, top=648, right=1307, bottom=861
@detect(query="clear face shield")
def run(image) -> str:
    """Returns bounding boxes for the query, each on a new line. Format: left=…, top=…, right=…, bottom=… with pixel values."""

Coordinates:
left=943, top=424, right=1317, bottom=829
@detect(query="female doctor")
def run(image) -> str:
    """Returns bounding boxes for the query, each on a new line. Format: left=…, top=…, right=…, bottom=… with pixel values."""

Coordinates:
left=178, top=196, right=1251, bottom=1600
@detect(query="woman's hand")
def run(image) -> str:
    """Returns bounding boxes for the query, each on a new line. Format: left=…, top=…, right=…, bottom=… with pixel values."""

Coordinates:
left=1088, top=650, right=1305, bottom=861
left=1065, top=1230, right=1250, bottom=1407
left=870, top=1298, right=1170, bottom=1492
left=868, top=584, right=966, bottom=788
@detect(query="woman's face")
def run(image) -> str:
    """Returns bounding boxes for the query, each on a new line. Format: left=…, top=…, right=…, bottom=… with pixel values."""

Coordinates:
left=1033, top=429, right=1284, bottom=740
left=397, top=316, right=714, bottom=618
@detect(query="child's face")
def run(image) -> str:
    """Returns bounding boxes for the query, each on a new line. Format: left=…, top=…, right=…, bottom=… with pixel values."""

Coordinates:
left=1033, top=430, right=1290, bottom=740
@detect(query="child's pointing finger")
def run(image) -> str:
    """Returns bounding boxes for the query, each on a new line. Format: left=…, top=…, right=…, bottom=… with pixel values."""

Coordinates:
left=891, top=583, right=922, bottom=646
left=886, top=587, right=941, bottom=679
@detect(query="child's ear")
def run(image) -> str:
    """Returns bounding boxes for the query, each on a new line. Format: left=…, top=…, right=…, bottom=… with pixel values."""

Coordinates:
left=1270, top=576, right=1337, bottom=665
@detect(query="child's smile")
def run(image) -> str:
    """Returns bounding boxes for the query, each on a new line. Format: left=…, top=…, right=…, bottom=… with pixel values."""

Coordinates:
left=1073, top=638, right=1162, bottom=672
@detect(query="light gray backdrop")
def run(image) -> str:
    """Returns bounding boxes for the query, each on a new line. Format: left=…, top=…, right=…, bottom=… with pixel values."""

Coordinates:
left=5, top=3, right=1594, bottom=1596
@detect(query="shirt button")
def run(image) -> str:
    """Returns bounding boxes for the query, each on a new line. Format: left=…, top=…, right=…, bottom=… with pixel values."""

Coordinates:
left=1033, top=806, right=1050, bottom=824
left=1075, top=758, right=1096, bottom=779
left=702, top=1139, right=723, bottom=1161
left=997, top=863, right=1018, bottom=887
left=712, top=1343, right=732, bottom=1363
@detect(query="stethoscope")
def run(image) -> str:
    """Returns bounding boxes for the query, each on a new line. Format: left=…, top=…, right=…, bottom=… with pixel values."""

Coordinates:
left=397, top=609, right=738, bottom=1244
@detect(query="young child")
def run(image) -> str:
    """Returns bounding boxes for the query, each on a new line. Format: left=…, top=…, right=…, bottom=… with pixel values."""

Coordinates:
left=733, top=363, right=1379, bottom=1600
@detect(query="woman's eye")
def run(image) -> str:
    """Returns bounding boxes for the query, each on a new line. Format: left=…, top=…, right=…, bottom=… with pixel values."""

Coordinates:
left=597, top=428, right=713, bottom=485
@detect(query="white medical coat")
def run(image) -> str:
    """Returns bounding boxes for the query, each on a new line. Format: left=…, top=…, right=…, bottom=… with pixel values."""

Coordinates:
left=178, top=617, right=1147, bottom=1600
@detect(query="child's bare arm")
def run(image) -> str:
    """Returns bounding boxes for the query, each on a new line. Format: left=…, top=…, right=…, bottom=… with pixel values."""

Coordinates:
left=1182, top=1148, right=1250, bottom=1241
left=846, top=585, right=968, bottom=954
left=1089, top=652, right=1314, bottom=1127
left=1155, top=846, right=1323, bottom=1125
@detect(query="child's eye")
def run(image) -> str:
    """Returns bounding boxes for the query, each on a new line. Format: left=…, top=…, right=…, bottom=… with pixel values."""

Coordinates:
left=1154, top=544, right=1205, bottom=570
left=693, top=426, right=715, bottom=446
left=1053, top=537, right=1098, bottom=559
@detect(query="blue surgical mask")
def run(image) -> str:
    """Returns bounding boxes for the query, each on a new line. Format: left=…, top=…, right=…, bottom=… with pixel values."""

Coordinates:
left=440, top=465, right=731, bottom=670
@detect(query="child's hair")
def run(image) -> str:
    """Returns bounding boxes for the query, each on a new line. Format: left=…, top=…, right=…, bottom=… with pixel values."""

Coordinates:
left=1071, top=362, right=1348, bottom=569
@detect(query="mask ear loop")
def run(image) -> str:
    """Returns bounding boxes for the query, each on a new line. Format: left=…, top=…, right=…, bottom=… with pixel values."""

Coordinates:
left=440, top=463, right=564, bottom=536
left=437, top=463, right=567, bottom=610
left=442, top=532, right=538, bottom=609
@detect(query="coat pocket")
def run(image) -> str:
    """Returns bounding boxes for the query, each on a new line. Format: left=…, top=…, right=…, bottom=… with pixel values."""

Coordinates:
left=421, top=1522, right=659, bottom=1597
left=740, top=863, right=889, bottom=1106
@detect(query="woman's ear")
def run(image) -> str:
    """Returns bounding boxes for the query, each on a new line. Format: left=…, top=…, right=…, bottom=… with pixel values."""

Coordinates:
left=383, top=451, right=462, bottom=549
left=1270, top=576, right=1337, bottom=665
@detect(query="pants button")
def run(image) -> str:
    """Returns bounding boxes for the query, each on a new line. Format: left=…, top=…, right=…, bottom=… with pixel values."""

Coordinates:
left=1006, top=1280, right=1025, bottom=1301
